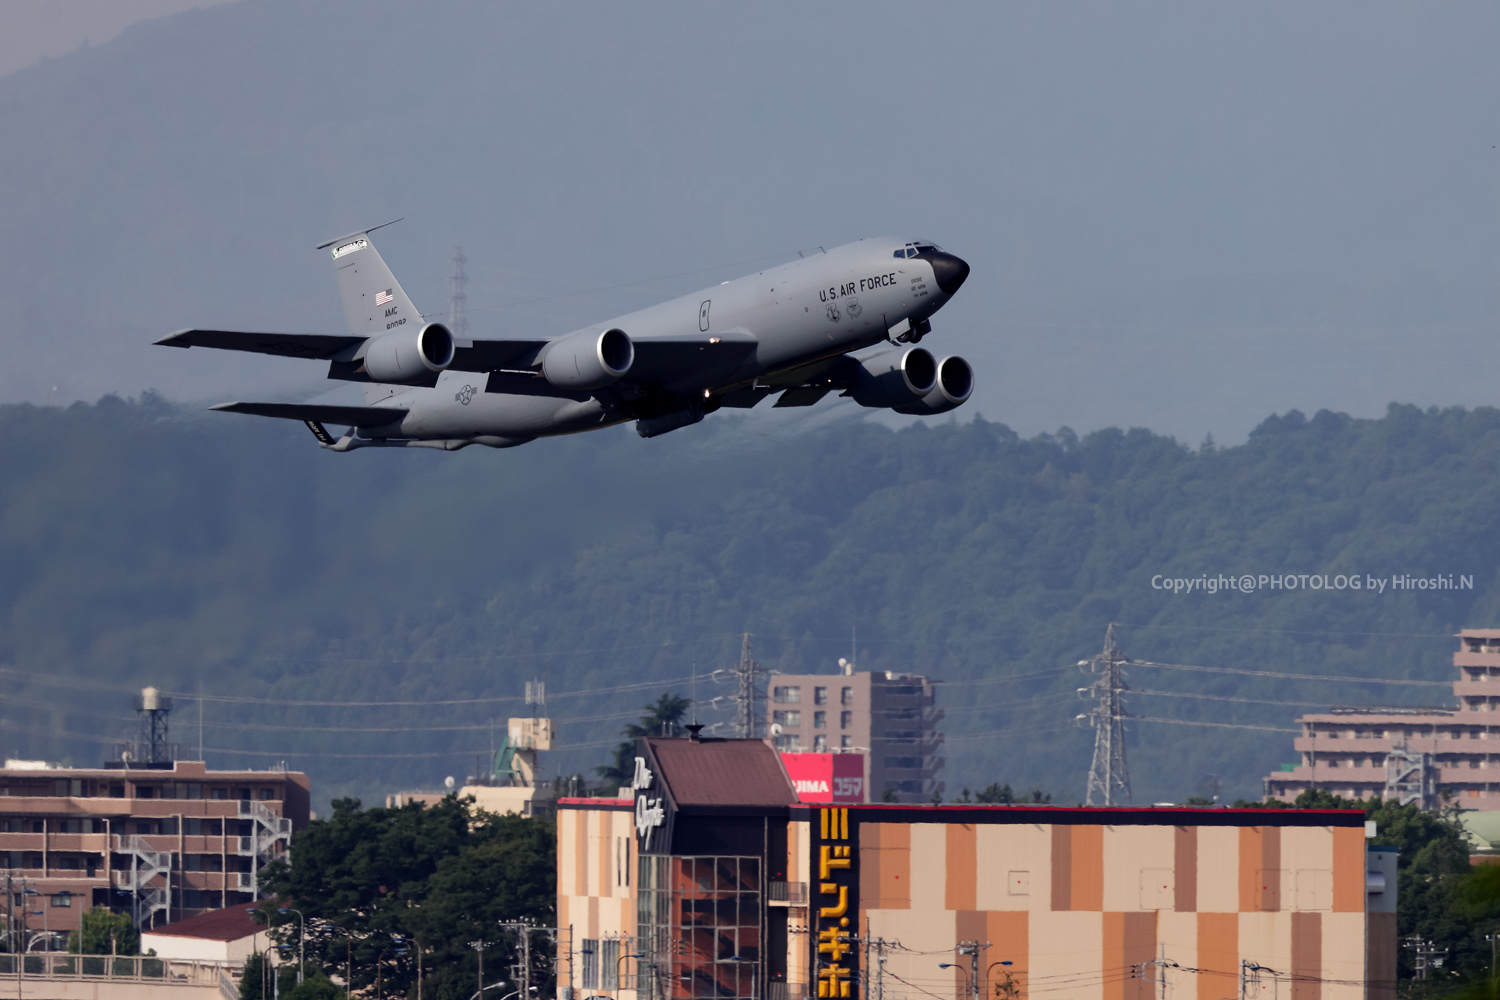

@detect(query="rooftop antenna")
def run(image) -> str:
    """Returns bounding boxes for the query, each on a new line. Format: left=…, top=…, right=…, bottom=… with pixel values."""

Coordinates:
left=525, top=679, right=546, bottom=720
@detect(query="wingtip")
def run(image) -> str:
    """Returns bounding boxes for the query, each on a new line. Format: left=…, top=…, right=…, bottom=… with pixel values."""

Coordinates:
left=208, top=402, right=241, bottom=412
left=155, top=329, right=194, bottom=347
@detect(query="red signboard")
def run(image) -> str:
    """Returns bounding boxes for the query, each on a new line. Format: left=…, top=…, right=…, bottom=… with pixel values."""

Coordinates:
left=781, top=752, right=865, bottom=804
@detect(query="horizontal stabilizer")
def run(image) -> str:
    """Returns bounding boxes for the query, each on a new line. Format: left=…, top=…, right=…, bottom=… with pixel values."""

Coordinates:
left=157, top=329, right=362, bottom=359
left=210, top=401, right=407, bottom=427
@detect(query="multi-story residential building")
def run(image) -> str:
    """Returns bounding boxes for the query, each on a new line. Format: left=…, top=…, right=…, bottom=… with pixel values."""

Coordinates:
left=1264, top=628, right=1500, bottom=808
left=0, top=758, right=310, bottom=943
left=767, top=668, right=943, bottom=803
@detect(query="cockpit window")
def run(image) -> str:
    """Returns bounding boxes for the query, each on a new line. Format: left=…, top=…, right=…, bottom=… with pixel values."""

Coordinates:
left=914, top=243, right=940, bottom=254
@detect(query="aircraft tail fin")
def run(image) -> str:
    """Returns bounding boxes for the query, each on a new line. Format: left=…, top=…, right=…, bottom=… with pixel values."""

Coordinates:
left=315, top=221, right=424, bottom=340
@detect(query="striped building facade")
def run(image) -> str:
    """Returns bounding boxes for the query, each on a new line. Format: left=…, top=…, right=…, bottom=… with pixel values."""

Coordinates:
left=556, top=738, right=1393, bottom=1000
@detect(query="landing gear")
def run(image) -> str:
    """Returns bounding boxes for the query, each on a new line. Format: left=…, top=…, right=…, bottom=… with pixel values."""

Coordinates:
left=896, top=317, right=932, bottom=344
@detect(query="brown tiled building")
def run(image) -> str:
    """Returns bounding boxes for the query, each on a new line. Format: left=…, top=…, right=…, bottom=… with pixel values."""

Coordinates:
left=1264, top=629, right=1500, bottom=807
left=768, top=670, right=944, bottom=803
left=1, top=759, right=309, bottom=942
left=557, top=735, right=1395, bottom=1000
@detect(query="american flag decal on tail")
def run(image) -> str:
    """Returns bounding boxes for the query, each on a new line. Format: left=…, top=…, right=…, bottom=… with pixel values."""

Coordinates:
left=376, top=289, right=394, bottom=306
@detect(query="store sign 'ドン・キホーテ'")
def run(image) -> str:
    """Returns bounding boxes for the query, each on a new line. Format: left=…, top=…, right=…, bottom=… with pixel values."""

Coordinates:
left=814, top=807, right=859, bottom=998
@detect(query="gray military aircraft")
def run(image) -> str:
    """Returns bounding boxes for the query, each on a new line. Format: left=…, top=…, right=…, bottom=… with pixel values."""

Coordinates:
left=157, top=224, right=972, bottom=450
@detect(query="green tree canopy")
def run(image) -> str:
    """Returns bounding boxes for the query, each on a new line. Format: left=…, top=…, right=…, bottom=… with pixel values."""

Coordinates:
left=263, top=795, right=555, bottom=1000
left=67, top=907, right=139, bottom=956
left=596, top=692, right=691, bottom=787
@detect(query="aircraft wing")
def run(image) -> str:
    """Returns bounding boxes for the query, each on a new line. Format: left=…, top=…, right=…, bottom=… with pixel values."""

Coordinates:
left=628, top=330, right=758, bottom=381
left=156, top=329, right=364, bottom=359
left=210, top=401, right=408, bottom=426
left=158, top=327, right=550, bottom=370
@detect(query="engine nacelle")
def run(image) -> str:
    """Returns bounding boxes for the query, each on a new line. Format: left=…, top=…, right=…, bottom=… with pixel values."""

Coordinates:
left=363, top=322, right=455, bottom=383
left=892, top=355, right=974, bottom=415
left=542, top=328, right=634, bottom=389
left=847, top=347, right=937, bottom=408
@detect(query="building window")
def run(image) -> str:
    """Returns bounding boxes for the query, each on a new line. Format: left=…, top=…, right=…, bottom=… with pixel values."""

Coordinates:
left=773, top=735, right=800, bottom=751
left=772, top=710, right=801, bottom=728
left=840, top=711, right=852, bottom=729
left=50, top=894, right=72, bottom=908
left=814, top=687, right=828, bottom=705
left=840, top=736, right=852, bottom=749
left=258, top=788, right=275, bottom=801
left=135, top=786, right=154, bottom=799
left=210, top=788, right=228, bottom=800
left=813, top=712, right=826, bottom=729
left=581, top=940, right=599, bottom=990
left=636, top=856, right=761, bottom=1000
left=813, top=735, right=827, bottom=752
left=772, top=686, right=801, bottom=704
left=841, top=687, right=853, bottom=706
left=601, top=939, right=620, bottom=991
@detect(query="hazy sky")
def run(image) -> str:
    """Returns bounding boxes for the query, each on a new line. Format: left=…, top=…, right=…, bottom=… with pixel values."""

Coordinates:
left=0, top=1, right=1495, bottom=444
left=0, top=0, right=234, bottom=77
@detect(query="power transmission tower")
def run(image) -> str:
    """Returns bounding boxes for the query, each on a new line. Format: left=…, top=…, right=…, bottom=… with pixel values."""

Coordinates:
left=447, top=247, right=468, bottom=336
left=732, top=633, right=765, bottom=738
left=1081, top=623, right=1131, bottom=805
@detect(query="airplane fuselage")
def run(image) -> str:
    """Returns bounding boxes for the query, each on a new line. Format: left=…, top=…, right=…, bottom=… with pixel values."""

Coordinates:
left=375, top=238, right=965, bottom=445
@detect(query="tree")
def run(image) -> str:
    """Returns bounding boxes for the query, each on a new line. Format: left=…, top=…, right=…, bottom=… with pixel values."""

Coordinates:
left=263, top=796, right=555, bottom=1000
left=974, top=783, right=1050, bottom=804
left=596, top=692, right=691, bottom=788
left=67, top=907, right=139, bottom=955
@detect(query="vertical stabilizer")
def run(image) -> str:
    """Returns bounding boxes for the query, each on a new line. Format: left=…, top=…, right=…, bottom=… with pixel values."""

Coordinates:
left=315, top=223, right=423, bottom=339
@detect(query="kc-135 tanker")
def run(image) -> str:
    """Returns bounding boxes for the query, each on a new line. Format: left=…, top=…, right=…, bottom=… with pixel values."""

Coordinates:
left=158, top=224, right=972, bottom=451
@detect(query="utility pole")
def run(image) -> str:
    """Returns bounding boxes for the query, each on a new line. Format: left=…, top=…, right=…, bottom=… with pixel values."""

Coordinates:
left=1081, top=623, right=1132, bottom=805
left=448, top=247, right=469, bottom=337
left=1136, top=946, right=1176, bottom=1000
left=955, top=941, right=986, bottom=1000
left=732, top=633, right=764, bottom=739
left=1403, top=935, right=1447, bottom=981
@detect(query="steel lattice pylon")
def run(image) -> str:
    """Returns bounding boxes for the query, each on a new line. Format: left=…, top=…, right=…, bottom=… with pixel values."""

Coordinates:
left=732, top=632, right=764, bottom=738
left=1082, top=623, right=1132, bottom=805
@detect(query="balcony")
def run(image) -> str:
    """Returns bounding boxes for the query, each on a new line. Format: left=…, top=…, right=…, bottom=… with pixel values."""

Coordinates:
left=767, top=881, right=807, bottom=907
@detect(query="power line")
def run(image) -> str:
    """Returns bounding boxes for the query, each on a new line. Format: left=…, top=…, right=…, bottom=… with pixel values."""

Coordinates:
left=1126, top=659, right=1451, bottom=688
left=1134, top=716, right=1299, bottom=734
left=1130, top=689, right=1334, bottom=709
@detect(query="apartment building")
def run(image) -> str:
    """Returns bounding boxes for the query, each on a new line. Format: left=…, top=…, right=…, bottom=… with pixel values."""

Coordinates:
left=767, top=668, right=943, bottom=803
left=1, top=758, right=310, bottom=942
left=1264, top=629, right=1500, bottom=808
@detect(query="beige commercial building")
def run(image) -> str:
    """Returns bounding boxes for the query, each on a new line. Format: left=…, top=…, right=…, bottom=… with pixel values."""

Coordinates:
left=557, top=734, right=1395, bottom=1000
left=768, top=670, right=944, bottom=803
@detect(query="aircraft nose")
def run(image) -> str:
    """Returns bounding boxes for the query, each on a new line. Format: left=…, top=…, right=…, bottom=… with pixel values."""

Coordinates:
left=929, top=252, right=970, bottom=296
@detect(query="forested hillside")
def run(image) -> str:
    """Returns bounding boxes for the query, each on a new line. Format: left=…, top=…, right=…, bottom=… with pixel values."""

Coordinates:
left=3, top=398, right=1499, bottom=808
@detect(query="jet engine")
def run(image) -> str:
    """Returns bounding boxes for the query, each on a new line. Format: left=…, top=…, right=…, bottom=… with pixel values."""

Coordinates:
left=363, top=322, right=455, bottom=383
left=847, top=347, right=937, bottom=408
left=892, top=355, right=973, bottom=415
left=542, top=328, right=635, bottom=389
